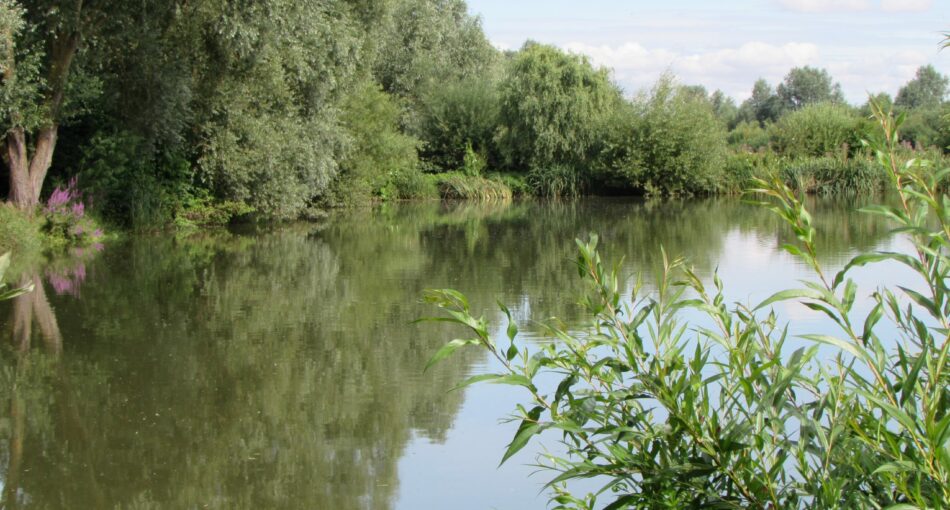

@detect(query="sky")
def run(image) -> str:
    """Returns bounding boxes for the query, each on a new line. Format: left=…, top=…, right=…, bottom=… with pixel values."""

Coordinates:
left=464, top=0, right=950, bottom=104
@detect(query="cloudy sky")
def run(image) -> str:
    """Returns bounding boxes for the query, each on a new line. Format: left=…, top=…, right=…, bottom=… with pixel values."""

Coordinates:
left=464, top=0, right=950, bottom=104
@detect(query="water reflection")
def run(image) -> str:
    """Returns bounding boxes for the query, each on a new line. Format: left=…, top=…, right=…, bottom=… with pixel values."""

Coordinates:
left=0, top=197, right=896, bottom=509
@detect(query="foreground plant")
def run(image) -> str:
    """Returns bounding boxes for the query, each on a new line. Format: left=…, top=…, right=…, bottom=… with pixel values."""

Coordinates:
left=0, top=252, right=33, bottom=301
left=424, top=102, right=949, bottom=509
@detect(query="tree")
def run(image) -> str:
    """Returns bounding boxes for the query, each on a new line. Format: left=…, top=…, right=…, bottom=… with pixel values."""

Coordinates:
left=776, top=66, right=845, bottom=112
left=1, top=0, right=94, bottom=211
left=709, top=89, right=739, bottom=127
left=373, top=0, right=497, bottom=103
left=738, top=79, right=782, bottom=126
left=895, top=64, right=948, bottom=110
left=496, top=42, right=621, bottom=174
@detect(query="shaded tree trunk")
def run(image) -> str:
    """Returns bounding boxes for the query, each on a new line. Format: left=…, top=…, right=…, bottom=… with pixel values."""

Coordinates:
left=3, top=25, right=79, bottom=211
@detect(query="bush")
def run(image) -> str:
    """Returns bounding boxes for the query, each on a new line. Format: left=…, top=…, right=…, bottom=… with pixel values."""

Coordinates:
left=770, top=102, right=861, bottom=158
left=417, top=77, right=501, bottom=172
left=727, top=120, right=771, bottom=151
left=610, top=76, right=728, bottom=196
left=424, top=106, right=950, bottom=508
left=720, top=150, right=779, bottom=193
left=780, top=156, right=885, bottom=195
left=40, top=178, right=105, bottom=249
left=329, top=81, right=425, bottom=205
left=0, top=203, right=41, bottom=256
left=78, top=130, right=193, bottom=228
left=434, top=172, right=512, bottom=201
left=174, top=191, right=255, bottom=231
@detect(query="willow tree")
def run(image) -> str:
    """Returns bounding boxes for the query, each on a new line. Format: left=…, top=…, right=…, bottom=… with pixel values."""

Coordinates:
left=497, top=42, right=620, bottom=176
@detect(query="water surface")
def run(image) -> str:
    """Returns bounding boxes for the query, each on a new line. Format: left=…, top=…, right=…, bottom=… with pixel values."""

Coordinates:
left=0, top=197, right=904, bottom=509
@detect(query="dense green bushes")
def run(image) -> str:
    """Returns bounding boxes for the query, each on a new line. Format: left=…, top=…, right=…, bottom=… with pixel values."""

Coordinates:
left=613, top=76, right=729, bottom=195
left=770, top=103, right=862, bottom=157
left=0, top=203, right=41, bottom=256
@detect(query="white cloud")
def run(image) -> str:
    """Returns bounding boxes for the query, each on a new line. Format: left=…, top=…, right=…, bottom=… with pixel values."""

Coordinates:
left=560, top=40, right=929, bottom=103
left=880, top=0, right=933, bottom=12
left=563, top=41, right=820, bottom=99
left=777, top=0, right=871, bottom=12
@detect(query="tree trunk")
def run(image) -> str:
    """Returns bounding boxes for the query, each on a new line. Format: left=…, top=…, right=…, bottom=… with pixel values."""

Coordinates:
left=6, top=128, right=36, bottom=211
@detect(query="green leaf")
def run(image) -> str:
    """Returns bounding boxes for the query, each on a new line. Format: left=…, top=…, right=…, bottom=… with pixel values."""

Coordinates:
left=754, top=288, right=824, bottom=311
left=449, top=373, right=506, bottom=392
left=800, top=334, right=867, bottom=362
left=603, top=494, right=637, bottom=510
left=500, top=406, right=544, bottom=465
left=873, top=460, right=918, bottom=475
left=424, top=338, right=479, bottom=372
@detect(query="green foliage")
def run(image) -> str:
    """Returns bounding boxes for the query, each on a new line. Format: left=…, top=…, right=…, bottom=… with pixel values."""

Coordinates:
left=0, top=202, right=40, bottom=255
left=77, top=130, right=193, bottom=228
left=174, top=192, right=254, bottom=231
left=418, top=77, right=501, bottom=172
left=899, top=104, right=950, bottom=150
left=776, top=66, right=845, bottom=112
left=425, top=105, right=950, bottom=508
left=727, top=120, right=771, bottom=151
left=330, top=80, right=423, bottom=205
left=770, top=102, right=861, bottom=157
left=895, top=65, right=949, bottom=110
left=373, top=0, right=497, bottom=102
left=193, top=0, right=365, bottom=220
left=434, top=172, right=512, bottom=201
left=0, top=251, right=32, bottom=301
left=737, top=78, right=782, bottom=126
left=780, top=156, right=885, bottom=195
left=720, top=150, right=779, bottom=192
left=610, top=76, right=728, bottom=196
left=497, top=42, right=621, bottom=176
left=526, top=164, right=584, bottom=198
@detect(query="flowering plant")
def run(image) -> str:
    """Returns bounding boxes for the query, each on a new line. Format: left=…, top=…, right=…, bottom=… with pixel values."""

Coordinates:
left=42, top=177, right=105, bottom=248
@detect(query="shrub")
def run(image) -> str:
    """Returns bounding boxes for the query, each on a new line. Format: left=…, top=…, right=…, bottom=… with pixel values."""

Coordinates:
left=611, top=76, right=728, bottom=196
left=720, top=150, right=779, bottom=193
left=434, top=172, right=512, bottom=201
left=40, top=178, right=105, bottom=249
left=424, top=105, right=950, bottom=508
left=0, top=203, right=41, bottom=256
left=727, top=120, right=771, bottom=151
left=780, top=156, right=885, bottom=195
left=78, top=130, right=193, bottom=228
left=174, top=191, right=255, bottom=231
left=417, top=77, right=501, bottom=172
left=770, top=102, right=861, bottom=158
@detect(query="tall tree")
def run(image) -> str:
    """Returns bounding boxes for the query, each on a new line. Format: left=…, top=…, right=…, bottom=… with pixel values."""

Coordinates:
left=738, top=79, right=781, bottom=126
left=496, top=41, right=620, bottom=174
left=895, top=65, right=949, bottom=110
left=776, top=66, right=845, bottom=112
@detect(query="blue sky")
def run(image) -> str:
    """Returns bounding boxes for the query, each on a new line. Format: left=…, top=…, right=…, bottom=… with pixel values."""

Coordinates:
left=465, top=0, right=950, bottom=103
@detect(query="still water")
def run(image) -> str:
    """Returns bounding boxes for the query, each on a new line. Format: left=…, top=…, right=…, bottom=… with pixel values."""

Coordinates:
left=0, top=197, right=904, bottom=509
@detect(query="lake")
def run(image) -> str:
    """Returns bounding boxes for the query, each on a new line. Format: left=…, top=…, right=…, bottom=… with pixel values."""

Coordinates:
left=0, top=196, right=907, bottom=509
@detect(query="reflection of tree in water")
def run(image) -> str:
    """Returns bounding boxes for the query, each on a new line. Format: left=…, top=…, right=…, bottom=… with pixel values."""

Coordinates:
left=0, top=196, right=895, bottom=509
left=0, top=231, right=479, bottom=509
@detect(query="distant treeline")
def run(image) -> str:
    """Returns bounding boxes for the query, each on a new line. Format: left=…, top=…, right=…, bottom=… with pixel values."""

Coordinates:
left=1, top=0, right=947, bottom=227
